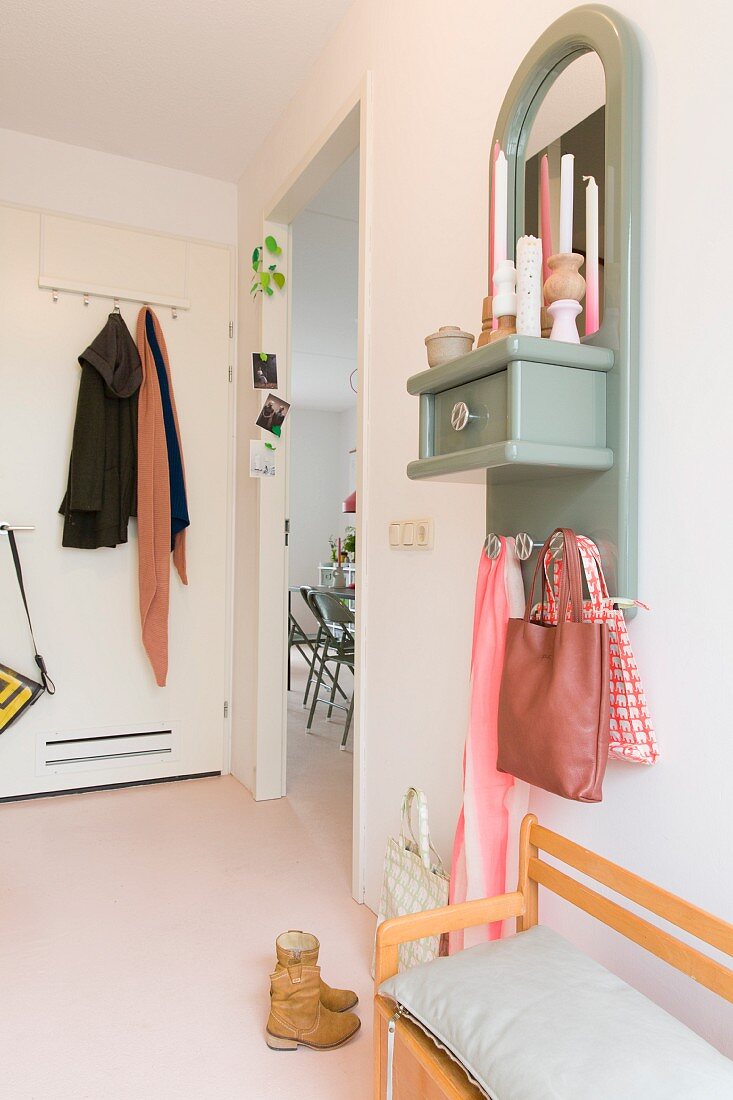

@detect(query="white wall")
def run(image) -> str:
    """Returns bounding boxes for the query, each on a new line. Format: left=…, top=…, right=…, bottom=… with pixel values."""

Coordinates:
left=233, top=0, right=733, bottom=1054
left=0, top=128, right=237, bottom=243
left=290, top=200, right=359, bottom=412
left=289, top=408, right=347, bottom=590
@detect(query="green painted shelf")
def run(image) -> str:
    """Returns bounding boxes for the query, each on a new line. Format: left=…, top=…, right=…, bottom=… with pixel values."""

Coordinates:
left=406, top=336, right=614, bottom=483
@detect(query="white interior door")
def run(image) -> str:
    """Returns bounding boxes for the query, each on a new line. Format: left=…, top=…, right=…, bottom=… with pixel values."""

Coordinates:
left=0, top=204, right=234, bottom=799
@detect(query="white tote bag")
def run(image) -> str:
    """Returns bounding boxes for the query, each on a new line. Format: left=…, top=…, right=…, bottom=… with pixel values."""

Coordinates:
left=372, top=788, right=450, bottom=975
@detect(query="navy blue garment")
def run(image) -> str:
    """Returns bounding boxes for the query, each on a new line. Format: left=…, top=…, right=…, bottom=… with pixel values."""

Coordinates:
left=145, top=310, right=190, bottom=548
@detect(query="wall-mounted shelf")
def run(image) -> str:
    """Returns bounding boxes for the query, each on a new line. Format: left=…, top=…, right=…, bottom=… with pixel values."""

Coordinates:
left=406, top=336, right=614, bottom=483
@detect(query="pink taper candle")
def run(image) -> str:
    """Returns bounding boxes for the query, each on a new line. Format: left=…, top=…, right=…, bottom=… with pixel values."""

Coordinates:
left=540, top=154, right=553, bottom=290
left=583, top=175, right=599, bottom=335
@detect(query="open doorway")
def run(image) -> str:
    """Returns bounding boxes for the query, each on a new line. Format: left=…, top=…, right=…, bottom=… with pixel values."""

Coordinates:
left=249, top=87, right=371, bottom=903
left=286, top=152, right=359, bottom=879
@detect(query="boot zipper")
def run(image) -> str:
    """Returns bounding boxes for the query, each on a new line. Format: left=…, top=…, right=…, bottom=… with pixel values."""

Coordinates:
left=386, top=1006, right=405, bottom=1100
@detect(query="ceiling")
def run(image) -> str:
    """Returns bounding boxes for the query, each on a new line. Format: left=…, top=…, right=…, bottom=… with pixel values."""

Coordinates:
left=0, top=0, right=353, bottom=181
left=291, top=151, right=359, bottom=413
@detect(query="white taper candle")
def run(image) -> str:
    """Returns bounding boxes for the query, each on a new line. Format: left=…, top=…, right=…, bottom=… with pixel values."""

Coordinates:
left=559, top=153, right=575, bottom=254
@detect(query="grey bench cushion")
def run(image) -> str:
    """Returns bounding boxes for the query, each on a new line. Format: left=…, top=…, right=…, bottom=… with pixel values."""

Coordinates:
left=380, top=925, right=733, bottom=1099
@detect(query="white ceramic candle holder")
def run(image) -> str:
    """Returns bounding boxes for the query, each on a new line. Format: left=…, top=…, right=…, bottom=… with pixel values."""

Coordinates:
left=493, top=259, right=517, bottom=318
left=547, top=299, right=583, bottom=344
left=489, top=259, right=517, bottom=342
left=516, top=236, right=542, bottom=338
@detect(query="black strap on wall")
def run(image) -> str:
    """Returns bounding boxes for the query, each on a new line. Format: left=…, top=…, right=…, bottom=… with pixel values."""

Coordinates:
left=5, top=529, right=55, bottom=694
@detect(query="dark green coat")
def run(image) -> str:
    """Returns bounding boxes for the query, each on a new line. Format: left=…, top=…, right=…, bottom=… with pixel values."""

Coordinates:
left=59, top=314, right=141, bottom=549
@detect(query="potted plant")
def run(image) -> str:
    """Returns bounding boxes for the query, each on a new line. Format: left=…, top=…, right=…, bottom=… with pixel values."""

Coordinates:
left=343, top=526, right=356, bottom=562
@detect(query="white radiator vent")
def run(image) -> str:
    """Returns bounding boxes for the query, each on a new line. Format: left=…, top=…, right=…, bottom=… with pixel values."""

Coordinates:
left=37, top=723, right=179, bottom=777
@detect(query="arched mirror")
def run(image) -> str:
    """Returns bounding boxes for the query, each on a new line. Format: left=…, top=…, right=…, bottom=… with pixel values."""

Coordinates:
left=486, top=4, right=641, bottom=604
left=523, top=51, right=606, bottom=333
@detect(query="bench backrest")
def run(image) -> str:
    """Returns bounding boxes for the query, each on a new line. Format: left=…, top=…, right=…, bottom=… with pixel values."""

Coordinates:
left=518, top=814, right=733, bottom=1002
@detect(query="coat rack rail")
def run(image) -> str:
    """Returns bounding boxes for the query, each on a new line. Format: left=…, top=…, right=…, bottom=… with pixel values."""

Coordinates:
left=0, top=523, right=35, bottom=533
left=485, top=530, right=637, bottom=608
left=39, top=277, right=190, bottom=313
left=484, top=531, right=563, bottom=561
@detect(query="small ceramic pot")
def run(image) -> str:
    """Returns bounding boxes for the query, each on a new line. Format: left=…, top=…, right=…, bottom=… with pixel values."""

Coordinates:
left=424, top=326, right=474, bottom=368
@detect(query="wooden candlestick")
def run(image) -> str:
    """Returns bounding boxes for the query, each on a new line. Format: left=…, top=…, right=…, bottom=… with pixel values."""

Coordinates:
left=489, top=314, right=517, bottom=342
left=477, top=295, right=493, bottom=347
left=544, top=252, right=586, bottom=307
left=544, top=252, right=585, bottom=344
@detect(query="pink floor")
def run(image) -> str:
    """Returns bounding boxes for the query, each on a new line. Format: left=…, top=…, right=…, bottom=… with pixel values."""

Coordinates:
left=0, top=661, right=373, bottom=1098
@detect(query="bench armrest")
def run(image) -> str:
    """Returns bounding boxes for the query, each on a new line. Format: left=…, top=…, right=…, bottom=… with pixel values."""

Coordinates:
left=374, top=891, right=525, bottom=984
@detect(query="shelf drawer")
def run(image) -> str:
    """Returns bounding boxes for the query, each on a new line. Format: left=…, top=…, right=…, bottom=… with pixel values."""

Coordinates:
left=433, top=372, right=508, bottom=455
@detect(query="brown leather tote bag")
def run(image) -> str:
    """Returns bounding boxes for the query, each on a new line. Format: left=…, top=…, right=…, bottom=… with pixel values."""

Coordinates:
left=497, top=528, right=610, bottom=802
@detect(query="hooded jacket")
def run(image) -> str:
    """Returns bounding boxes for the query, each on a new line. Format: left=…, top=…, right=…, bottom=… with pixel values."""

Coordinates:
left=59, top=313, right=142, bottom=549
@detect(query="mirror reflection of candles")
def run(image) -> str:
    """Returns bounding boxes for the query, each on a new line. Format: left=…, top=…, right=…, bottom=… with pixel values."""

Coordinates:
left=523, top=51, right=606, bottom=336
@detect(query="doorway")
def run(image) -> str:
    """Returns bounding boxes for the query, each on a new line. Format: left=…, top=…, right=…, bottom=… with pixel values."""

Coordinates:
left=286, top=152, right=359, bottom=879
left=249, top=86, right=371, bottom=902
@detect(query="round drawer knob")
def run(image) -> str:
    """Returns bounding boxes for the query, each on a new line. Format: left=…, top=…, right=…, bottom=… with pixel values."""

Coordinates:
left=451, top=401, right=488, bottom=431
left=451, top=401, right=470, bottom=430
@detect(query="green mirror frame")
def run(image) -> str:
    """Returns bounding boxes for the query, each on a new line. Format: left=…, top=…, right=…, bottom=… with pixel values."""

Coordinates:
left=487, top=3, right=641, bottom=601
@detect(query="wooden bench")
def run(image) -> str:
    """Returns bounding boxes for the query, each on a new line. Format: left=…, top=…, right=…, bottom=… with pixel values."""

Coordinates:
left=373, top=813, right=733, bottom=1099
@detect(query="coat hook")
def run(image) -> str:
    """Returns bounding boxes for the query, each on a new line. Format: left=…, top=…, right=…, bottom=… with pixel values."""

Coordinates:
left=52, top=289, right=59, bottom=303
left=113, top=299, right=120, bottom=314
left=171, top=306, right=178, bottom=320
left=485, top=531, right=563, bottom=561
left=83, top=293, right=90, bottom=307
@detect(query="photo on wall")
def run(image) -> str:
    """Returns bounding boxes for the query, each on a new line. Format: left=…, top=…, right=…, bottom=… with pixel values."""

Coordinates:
left=249, top=439, right=276, bottom=477
left=256, top=394, right=291, bottom=437
left=252, top=352, right=278, bottom=389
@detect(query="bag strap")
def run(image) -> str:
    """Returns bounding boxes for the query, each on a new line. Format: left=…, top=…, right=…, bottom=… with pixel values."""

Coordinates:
left=400, top=787, right=443, bottom=872
left=576, top=537, right=611, bottom=603
left=524, top=528, right=583, bottom=624
left=5, top=530, right=55, bottom=694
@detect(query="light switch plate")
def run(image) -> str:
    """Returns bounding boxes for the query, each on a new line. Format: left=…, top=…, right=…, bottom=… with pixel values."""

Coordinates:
left=388, top=519, right=434, bottom=550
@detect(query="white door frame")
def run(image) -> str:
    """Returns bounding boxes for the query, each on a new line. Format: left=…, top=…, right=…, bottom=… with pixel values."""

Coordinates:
left=252, top=75, right=372, bottom=903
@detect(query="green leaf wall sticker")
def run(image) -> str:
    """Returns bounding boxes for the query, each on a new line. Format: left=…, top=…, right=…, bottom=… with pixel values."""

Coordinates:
left=250, top=235, right=286, bottom=297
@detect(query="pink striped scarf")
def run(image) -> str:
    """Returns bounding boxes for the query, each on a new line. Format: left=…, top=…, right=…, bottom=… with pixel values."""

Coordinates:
left=449, top=537, right=526, bottom=952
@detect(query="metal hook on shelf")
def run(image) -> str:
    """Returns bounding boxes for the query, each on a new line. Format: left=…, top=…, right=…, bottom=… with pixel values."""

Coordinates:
left=483, top=530, right=641, bottom=609
left=83, top=293, right=90, bottom=307
left=113, top=298, right=121, bottom=314
left=51, top=289, right=59, bottom=303
left=484, top=531, right=563, bottom=561
left=171, top=306, right=178, bottom=320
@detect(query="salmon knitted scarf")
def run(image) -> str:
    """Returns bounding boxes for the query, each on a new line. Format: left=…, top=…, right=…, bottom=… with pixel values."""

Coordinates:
left=136, top=307, right=187, bottom=686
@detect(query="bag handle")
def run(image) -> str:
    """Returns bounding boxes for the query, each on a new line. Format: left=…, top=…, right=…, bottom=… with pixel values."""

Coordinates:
left=5, top=530, right=55, bottom=694
left=400, top=787, right=443, bottom=872
left=524, top=528, right=583, bottom=625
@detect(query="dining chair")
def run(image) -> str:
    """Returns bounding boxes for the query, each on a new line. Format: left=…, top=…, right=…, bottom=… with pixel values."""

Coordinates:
left=299, top=586, right=348, bottom=709
left=288, top=596, right=319, bottom=692
left=306, top=590, right=355, bottom=750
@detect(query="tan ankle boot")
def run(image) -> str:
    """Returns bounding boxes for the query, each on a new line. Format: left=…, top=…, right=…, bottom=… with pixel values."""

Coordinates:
left=275, top=931, right=358, bottom=1013
left=266, top=956, right=360, bottom=1051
